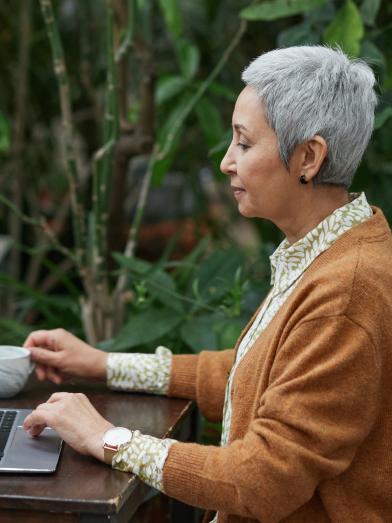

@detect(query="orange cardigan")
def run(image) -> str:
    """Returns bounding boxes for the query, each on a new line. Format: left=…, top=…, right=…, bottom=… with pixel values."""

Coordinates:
left=165, top=205, right=392, bottom=523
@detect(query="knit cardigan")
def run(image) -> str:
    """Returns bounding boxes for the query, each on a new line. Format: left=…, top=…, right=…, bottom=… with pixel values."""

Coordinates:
left=164, top=205, right=392, bottom=523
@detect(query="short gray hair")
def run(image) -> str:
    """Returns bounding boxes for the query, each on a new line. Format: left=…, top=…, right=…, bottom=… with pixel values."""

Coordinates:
left=242, top=45, right=378, bottom=188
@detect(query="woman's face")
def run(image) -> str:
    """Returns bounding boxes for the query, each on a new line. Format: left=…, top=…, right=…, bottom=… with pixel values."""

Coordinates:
left=220, top=85, right=299, bottom=221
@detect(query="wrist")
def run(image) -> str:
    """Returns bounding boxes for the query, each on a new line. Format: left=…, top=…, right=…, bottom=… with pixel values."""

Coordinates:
left=87, top=421, right=114, bottom=462
left=102, top=426, right=134, bottom=465
left=90, top=349, right=109, bottom=381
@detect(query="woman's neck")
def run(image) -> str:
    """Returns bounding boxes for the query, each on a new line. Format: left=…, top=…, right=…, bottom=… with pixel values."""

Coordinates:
left=283, top=186, right=350, bottom=245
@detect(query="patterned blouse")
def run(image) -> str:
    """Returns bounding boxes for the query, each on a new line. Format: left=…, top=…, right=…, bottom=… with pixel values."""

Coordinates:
left=107, top=192, right=373, bottom=521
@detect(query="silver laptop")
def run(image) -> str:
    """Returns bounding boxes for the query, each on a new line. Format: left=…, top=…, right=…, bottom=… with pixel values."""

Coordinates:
left=0, top=408, right=63, bottom=473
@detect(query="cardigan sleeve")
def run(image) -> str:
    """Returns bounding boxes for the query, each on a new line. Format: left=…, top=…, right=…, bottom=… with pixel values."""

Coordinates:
left=162, top=315, right=382, bottom=523
left=167, top=349, right=235, bottom=422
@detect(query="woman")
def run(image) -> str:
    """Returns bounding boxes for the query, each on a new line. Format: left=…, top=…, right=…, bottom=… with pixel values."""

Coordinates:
left=23, top=46, right=392, bottom=522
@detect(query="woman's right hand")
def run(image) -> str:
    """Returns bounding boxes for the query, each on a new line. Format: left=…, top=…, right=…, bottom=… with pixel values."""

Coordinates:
left=23, top=329, right=108, bottom=384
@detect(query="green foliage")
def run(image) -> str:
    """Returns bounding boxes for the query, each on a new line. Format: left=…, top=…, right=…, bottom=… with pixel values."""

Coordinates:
left=0, top=272, right=83, bottom=344
left=0, top=113, right=10, bottom=154
left=106, top=241, right=261, bottom=354
left=152, top=91, right=192, bottom=184
left=176, top=39, right=200, bottom=80
left=110, top=307, right=183, bottom=351
left=0, top=318, right=31, bottom=346
left=374, top=106, right=392, bottom=129
left=324, top=0, right=364, bottom=56
left=158, top=0, right=183, bottom=38
left=1, top=0, right=392, bottom=353
left=360, top=0, right=382, bottom=26
left=241, top=0, right=327, bottom=21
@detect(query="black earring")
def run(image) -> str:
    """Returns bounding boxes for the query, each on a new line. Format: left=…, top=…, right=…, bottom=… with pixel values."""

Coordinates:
left=299, top=174, right=308, bottom=184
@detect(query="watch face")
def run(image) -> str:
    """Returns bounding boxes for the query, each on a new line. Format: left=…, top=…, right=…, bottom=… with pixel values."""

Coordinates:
left=104, top=427, right=133, bottom=446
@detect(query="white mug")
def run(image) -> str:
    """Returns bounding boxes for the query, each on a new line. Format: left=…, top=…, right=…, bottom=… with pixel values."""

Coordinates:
left=0, top=346, right=35, bottom=398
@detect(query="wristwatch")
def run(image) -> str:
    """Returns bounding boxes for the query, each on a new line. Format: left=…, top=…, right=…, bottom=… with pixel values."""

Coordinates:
left=102, top=426, right=134, bottom=465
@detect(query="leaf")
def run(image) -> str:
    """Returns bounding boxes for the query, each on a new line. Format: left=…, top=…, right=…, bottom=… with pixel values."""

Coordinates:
left=152, top=92, right=192, bottom=185
left=0, top=318, right=31, bottom=346
left=360, top=40, right=386, bottom=70
left=146, top=270, right=184, bottom=313
left=180, top=315, right=219, bottom=352
left=216, top=319, right=244, bottom=349
left=305, top=2, right=336, bottom=24
left=241, top=0, right=327, bottom=21
left=175, top=38, right=200, bottom=80
left=277, top=21, right=320, bottom=47
left=360, top=0, right=381, bottom=26
left=207, top=82, right=237, bottom=102
left=113, top=252, right=153, bottom=277
left=323, top=0, right=364, bottom=57
left=174, top=235, right=210, bottom=288
left=192, top=249, right=245, bottom=304
left=151, top=131, right=182, bottom=186
left=195, top=97, right=225, bottom=147
left=0, top=113, right=10, bottom=154
left=111, top=308, right=183, bottom=351
left=156, top=75, right=188, bottom=105
left=0, top=274, right=79, bottom=314
left=374, top=107, right=392, bottom=130
left=208, top=128, right=231, bottom=157
left=158, top=0, right=183, bottom=38
left=113, top=253, right=184, bottom=312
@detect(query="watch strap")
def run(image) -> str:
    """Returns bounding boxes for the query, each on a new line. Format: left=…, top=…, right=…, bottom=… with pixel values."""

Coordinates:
left=103, top=428, right=134, bottom=465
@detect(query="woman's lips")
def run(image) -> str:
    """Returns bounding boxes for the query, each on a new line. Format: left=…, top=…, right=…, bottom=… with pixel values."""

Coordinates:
left=231, top=186, right=245, bottom=199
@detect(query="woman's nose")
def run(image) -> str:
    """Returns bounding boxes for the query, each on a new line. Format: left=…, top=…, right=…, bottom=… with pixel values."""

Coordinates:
left=220, top=145, right=235, bottom=176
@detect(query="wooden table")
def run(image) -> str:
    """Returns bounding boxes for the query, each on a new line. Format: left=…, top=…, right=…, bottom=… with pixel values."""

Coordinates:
left=0, top=376, right=198, bottom=522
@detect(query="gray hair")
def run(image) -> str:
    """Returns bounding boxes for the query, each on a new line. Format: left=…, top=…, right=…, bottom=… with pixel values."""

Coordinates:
left=242, top=45, right=378, bottom=188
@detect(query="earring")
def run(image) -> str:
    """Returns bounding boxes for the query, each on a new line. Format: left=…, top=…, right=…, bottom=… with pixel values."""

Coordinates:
left=299, top=173, right=308, bottom=184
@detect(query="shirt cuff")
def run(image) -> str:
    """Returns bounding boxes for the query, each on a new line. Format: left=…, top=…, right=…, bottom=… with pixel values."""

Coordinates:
left=107, top=346, right=173, bottom=395
left=111, top=430, right=178, bottom=492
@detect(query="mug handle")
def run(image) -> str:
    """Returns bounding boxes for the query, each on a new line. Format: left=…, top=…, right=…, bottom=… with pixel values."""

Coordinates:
left=29, top=361, right=36, bottom=375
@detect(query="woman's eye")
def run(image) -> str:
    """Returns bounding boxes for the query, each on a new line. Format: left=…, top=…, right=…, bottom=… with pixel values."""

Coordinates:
left=237, top=142, right=250, bottom=150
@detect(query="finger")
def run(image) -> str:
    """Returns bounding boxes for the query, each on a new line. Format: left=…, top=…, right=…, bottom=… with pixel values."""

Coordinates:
left=47, top=392, right=70, bottom=403
left=35, top=364, right=48, bottom=381
left=29, top=347, right=60, bottom=367
left=46, top=367, right=63, bottom=384
left=23, top=406, right=54, bottom=431
left=23, top=330, right=51, bottom=349
left=29, top=423, right=47, bottom=437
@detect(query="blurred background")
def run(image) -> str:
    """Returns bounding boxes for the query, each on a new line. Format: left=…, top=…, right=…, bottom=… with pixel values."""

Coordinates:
left=0, top=0, right=391, bottom=357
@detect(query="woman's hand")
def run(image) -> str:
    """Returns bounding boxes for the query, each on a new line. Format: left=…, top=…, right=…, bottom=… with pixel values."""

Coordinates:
left=23, top=392, right=113, bottom=462
left=24, top=329, right=108, bottom=384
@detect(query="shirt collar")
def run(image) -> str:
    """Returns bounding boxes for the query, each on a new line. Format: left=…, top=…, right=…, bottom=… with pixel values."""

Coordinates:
left=269, top=192, right=373, bottom=294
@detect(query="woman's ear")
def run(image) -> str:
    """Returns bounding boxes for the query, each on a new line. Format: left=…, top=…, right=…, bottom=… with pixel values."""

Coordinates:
left=300, top=135, right=328, bottom=181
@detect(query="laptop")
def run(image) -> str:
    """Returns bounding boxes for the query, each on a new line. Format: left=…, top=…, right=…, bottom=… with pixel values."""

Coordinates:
left=0, top=408, right=63, bottom=473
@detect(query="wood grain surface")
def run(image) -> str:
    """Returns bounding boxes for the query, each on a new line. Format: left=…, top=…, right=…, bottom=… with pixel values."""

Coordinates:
left=0, top=374, right=195, bottom=519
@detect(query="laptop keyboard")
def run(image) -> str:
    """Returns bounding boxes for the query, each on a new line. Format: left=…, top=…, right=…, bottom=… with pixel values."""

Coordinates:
left=0, top=410, right=17, bottom=460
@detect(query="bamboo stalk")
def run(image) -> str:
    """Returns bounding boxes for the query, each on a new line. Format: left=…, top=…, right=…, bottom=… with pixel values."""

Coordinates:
left=92, top=0, right=118, bottom=278
left=113, top=146, right=155, bottom=309
left=39, top=0, right=86, bottom=265
left=82, top=0, right=119, bottom=344
left=6, top=0, right=32, bottom=315
left=115, top=0, right=136, bottom=63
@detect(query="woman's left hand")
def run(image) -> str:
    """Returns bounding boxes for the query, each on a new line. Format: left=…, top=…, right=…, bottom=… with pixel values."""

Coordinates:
left=23, top=392, right=114, bottom=462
